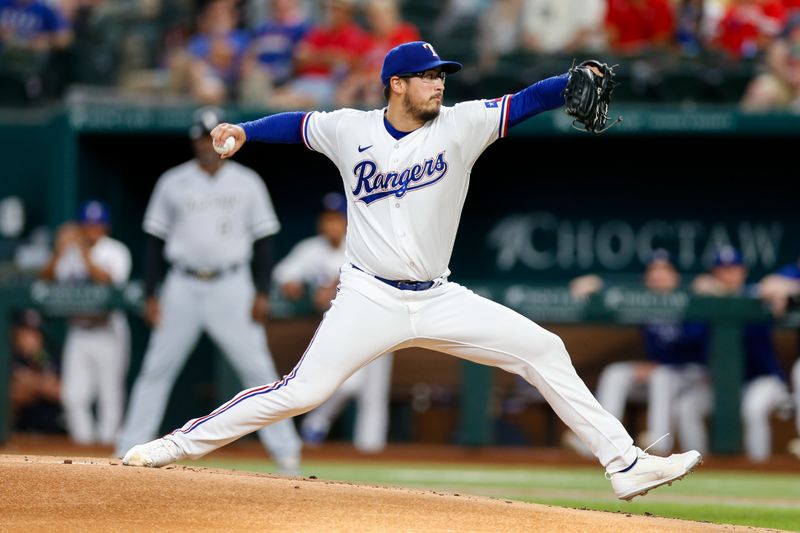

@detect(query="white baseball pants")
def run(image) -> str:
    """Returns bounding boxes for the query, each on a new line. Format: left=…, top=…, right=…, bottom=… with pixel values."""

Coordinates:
left=677, top=374, right=790, bottom=462
left=645, top=363, right=708, bottom=454
left=167, top=264, right=637, bottom=472
left=61, top=313, right=129, bottom=445
left=115, top=269, right=301, bottom=464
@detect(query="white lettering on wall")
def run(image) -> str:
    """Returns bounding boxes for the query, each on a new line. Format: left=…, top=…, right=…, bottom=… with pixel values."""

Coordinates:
left=487, top=212, right=784, bottom=272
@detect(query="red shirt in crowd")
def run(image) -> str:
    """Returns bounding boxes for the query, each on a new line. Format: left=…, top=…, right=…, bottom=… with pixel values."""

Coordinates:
left=296, top=22, right=371, bottom=77
left=606, top=0, right=675, bottom=53
left=362, top=23, right=421, bottom=71
left=715, top=1, right=788, bottom=58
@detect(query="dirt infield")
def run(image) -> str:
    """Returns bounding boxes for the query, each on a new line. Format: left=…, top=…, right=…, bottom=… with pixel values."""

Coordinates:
left=0, top=454, right=769, bottom=532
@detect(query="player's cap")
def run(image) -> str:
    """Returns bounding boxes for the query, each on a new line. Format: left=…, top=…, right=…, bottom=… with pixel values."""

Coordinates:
left=713, top=245, right=744, bottom=267
left=78, top=200, right=110, bottom=225
left=646, top=248, right=672, bottom=265
left=380, top=41, right=462, bottom=86
left=13, top=309, right=42, bottom=330
left=322, top=192, right=347, bottom=214
left=190, top=106, right=225, bottom=140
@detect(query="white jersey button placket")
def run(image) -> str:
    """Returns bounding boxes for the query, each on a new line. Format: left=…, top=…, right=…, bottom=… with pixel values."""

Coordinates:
left=388, top=198, right=417, bottom=274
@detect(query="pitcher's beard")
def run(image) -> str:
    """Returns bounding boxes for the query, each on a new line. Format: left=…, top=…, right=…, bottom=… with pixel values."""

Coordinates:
left=404, top=94, right=441, bottom=122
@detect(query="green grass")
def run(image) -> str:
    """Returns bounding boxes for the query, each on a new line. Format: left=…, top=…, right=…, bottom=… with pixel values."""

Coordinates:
left=194, top=458, right=800, bottom=531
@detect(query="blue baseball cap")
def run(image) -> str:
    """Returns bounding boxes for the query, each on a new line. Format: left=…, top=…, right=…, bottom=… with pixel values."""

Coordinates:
left=322, top=192, right=347, bottom=215
left=646, top=248, right=672, bottom=265
left=78, top=200, right=110, bottom=225
left=380, top=41, right=462, bottom=86
left=713, top=245, right=743, bottom=267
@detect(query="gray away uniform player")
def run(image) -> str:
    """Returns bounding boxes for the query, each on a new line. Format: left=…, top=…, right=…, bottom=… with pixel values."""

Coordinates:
left=123, top=42, right=701, bottom=500
left=115, top=107, right=301, bottom=474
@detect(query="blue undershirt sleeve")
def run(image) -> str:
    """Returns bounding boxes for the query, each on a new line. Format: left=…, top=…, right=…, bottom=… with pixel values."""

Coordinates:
left=238, top=112, right=306, bottom=144
left=507, top=74, right=569, bottom=129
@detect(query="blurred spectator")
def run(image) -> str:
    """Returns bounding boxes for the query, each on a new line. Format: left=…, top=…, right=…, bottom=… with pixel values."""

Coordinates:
left=10, top=309, right=64, bottom=434
left=335, top=0, right=420, bottom=107
left=476, top=0, right=524, bottom=73
left=564, top=250, right=709, bottom=457
left=269, top=0, right=369, bottom=109
left=605, top=0, right=675, bottom=55
left=433, top=0, right=489, bottom=39
left=65, top=0, right=184, bottom=93
left=711, top=0, right=787, bottom=60
left=170, top=0, right=249, bottom=104
left=758, top=255, right=800, bottom=318
left=273, top=192, right=394, bottom=453
left=741, top=13, right=800, bottom=111
left=682, top=245, right=791, bottom=462
left=239, top=0, right=311, bottom=106
left=39, top=200, right=132, bottom=446
left=756, top=255, right=800, bottom=459
left=0, top=0, right=72, bottom=51
left=675, top=0, right=707, bottom=56
left=0, top=0, right=72, bottom=102
left=520, top=0, right=606, bottom=55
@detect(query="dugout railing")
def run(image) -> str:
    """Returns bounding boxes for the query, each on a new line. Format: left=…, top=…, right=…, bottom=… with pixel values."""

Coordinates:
left=1, top=280, right=792, bottom=455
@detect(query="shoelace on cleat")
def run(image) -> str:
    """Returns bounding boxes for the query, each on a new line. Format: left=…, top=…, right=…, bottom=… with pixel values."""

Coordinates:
left=605, top=433, right=671, bottom=480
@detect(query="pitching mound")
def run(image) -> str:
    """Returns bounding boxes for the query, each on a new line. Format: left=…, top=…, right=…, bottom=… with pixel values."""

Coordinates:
left=0, top=454, right=752, bottom=532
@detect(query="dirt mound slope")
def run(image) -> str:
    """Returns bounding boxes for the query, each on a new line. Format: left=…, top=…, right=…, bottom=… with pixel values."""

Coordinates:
left=0, top=454, right=762, bottom=532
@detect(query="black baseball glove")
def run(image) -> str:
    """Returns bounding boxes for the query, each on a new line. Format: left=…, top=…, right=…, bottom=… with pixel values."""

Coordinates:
left=562, top=60, right=621, bottom=134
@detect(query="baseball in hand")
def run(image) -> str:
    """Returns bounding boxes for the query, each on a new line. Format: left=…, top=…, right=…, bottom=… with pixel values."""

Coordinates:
left=214, top=136, right=236, bottom=155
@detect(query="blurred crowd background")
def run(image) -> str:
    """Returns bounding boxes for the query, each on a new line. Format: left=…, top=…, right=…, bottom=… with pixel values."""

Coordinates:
left=3, top=0, right=800, bottom=111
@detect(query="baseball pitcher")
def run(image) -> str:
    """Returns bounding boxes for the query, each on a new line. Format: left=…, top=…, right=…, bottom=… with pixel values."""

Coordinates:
left=123, top=42, right=700, bottom=500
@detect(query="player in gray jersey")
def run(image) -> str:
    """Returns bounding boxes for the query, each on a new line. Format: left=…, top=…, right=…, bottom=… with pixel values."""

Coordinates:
left=114, top=106, right=302, bottom=475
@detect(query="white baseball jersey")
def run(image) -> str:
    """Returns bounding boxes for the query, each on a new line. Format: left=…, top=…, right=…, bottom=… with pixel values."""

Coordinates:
left=143, top=160, right=280, bottom=270
left=301, top=97, right=511, bottom=281
left=55, top=236, right=132, bottom=285
left=273, top=235, right=346, bottom=289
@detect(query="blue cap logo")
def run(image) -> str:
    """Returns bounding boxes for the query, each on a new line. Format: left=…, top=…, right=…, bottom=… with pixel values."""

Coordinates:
left=380, top=41, right=462, bottom=86
left=79, top=200, right=110, bottom=225
left=713, top=245, right=743, bottom=267
left=646, top=248, right=672, bottom=265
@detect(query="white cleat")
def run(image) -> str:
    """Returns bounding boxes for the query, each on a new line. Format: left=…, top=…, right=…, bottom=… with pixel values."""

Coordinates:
left=275, top=456, right=302, bottom=477
left=122, top=438, right=183, bottom=468
left=608, top=449, right=702, bottom=501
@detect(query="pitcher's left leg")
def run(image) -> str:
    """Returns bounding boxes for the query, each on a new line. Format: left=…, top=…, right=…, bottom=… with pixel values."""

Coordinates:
left=415, top=284, right=636, bottom=472
left=301, top=370, right=366, bottom=446
left=204, top=272, right=302, bottom=467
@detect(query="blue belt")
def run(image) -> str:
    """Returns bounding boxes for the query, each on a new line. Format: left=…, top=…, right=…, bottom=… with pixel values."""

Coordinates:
left=352, top=264, right=436, bottom=291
